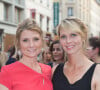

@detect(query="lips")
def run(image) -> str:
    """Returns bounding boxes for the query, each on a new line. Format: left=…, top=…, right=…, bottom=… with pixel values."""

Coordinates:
left=53, top=55, right=60, bottom=60
left=66, top=45, right=74, bottom=50
left=54, top=55, right=59, bottom=57
left=27, top=49, right=36, bottom=52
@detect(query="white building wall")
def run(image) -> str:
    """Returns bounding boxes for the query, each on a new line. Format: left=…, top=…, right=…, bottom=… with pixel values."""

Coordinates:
left=0, top=2, right=4, bottom=21
left=0, top=24, right=16, bottom=34
left=0, top=0, right=25, bottom=34
left=25, top=0, right=53, bottom=33
left=60, top=0, right=100, bottom=37
left=90, top=0, right=100, bottom=36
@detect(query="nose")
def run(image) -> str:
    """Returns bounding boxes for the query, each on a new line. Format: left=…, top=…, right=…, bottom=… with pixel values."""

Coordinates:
left=66, top=37, right=72, bottom=43
left=53, top=49, right=58, bottom=54
left=29, top=40, right=34, bottom=47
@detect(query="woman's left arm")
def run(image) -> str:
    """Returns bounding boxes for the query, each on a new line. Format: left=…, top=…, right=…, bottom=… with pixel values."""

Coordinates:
left=94, top=64, right=100, bottom=90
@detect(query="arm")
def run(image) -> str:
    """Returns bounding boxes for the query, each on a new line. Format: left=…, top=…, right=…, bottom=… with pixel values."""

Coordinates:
left=95, top=65, right=100, bottom=90
left=0, top=84, right=8, bottom=90
left=92, top=64, right=100, bottom=90
left=0, top=66, right=12, bottom=90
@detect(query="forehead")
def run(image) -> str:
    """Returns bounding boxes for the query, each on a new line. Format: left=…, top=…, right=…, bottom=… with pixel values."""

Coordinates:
left=53, top=43, right=61, bottom=47
left=60, top=29, right=78, bottom=35
left=20, top=30, right=41, bottom=38
left=59, top=22, right=82, bottom=35
left=53, top=43, right=63, bottom=49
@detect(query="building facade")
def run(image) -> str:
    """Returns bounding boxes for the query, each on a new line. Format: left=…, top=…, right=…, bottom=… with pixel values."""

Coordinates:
left=90, top=0, right=100, bottom=36
left=25, top=0, right=53, bottom=37
left=59, top=0, right=100, bottom=37
left=0, top=0, right=25, bottom=51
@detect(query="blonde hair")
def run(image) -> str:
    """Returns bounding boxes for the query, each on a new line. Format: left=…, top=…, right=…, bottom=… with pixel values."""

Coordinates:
left=57, top=17, right=88, bottom=50
left=15, top=18, right=43, bottom=58
left=0, top=52, right=8, bottom=69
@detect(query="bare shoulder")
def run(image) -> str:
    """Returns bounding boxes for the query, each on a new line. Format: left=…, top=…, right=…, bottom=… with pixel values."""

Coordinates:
left=92, top=64, right=100, bottom=90
left=94, top=64, right=100, bottom=78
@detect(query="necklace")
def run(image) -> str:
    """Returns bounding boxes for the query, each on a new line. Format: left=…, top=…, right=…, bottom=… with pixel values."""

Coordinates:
left=43, top=78, right=44, bottom=85
left=39, top=64, right=44, bottom=85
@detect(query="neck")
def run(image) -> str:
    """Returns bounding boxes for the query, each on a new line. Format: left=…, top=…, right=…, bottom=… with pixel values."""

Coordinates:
left=20, top=56, right=38, bottom=68
left=94, top=56, right=100, bottom=63
left=66, top=53, right=90, bottom=68
left=54, top=59, right=64, bottom=64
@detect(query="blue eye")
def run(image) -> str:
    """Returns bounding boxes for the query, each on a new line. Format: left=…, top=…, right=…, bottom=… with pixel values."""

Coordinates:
left=23, top=39, right=28, bottom=42
left=33, top=37, right=39, bottom=41
left=60, top=35, right=66, bottom=39
left=71, top=34, right=77, bottom=37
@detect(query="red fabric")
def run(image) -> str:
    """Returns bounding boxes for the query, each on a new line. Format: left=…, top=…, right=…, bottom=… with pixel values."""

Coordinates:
left=0, top=61, right=53, bottom=90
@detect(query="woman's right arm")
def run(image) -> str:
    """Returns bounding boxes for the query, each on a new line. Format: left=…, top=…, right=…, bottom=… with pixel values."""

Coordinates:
left=0, top=84, right=8, bottom=90
left=0, top=66, right=11, bottom=90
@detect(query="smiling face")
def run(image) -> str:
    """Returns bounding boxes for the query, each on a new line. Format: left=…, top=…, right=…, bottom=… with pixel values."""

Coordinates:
left=60, top=30, right=83, bottom=55
left=19, top=30, right=42, bottom=58
left=58, top=18, right=88, bottom=55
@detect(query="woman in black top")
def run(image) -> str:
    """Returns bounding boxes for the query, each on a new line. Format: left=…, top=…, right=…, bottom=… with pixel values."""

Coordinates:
left=52, top=17, right=100, bottom=90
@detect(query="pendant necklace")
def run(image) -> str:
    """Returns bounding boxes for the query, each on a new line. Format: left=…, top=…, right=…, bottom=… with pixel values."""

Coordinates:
left=43, top=78, right=44, bottom=85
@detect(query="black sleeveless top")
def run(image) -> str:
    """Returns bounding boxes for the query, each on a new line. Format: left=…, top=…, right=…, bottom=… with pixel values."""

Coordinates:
left=52, top=63, right=96, bottom=90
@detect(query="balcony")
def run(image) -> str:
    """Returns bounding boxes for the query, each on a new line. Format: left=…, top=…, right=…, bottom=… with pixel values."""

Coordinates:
left=15, top=0, right=25, bottom=6
left=2, top=0, right=13, bottom=4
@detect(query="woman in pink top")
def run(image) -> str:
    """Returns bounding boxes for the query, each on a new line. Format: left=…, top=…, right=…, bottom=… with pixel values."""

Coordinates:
left=0, top=18, right=53, bottom=90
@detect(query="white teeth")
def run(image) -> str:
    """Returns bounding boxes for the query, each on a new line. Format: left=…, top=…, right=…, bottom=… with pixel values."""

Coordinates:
left=67, top=46, right=73, bottom=49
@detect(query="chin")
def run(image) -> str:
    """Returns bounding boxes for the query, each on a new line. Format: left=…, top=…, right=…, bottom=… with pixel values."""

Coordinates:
left=26, top=55, right=37, bottom=58
left=66, top=51, right=76, bottom=55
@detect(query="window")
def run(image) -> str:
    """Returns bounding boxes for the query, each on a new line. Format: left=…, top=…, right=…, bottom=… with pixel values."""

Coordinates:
left=67, top=7, right=74, bottom=16
left=47, top=0, right=49, bottom=7
left=40, top=0, right=42, bottom=3
left=47, top=17, right=49, bottom=32
left=15, top=7, right=21, bottom=24
left=4, top=3, right=10, bottom=21
left=30, top=9, right=36, bottom=19
left=0, top=29, right=3, bottom=51
left=40, top=14, right=43, bottom=28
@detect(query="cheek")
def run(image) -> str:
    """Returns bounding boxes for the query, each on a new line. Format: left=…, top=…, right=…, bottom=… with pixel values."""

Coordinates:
left=60, top=40, right=65, bottom=47
left=75, top=38, right=83, bottom=46
left=37, top=41, right=42, bottom=48
left=20, top=43, right=27, bottom=53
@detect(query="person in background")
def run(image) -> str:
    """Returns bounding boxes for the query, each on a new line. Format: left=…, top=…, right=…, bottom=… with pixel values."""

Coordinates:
left=6, top=46, right=19, bottom=65
left=0, top=18, right=53, bottom=90
left=0, top=52, right=8, bottom=70
left=42, top=47, right=52, bottom=64
left=87, top=37, right=100, bottom=63
left=0, top=44, right=8, bottom=70
left=52, top=17, right=100, bottom=90
left=49, top=40, right=65, bottom=67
